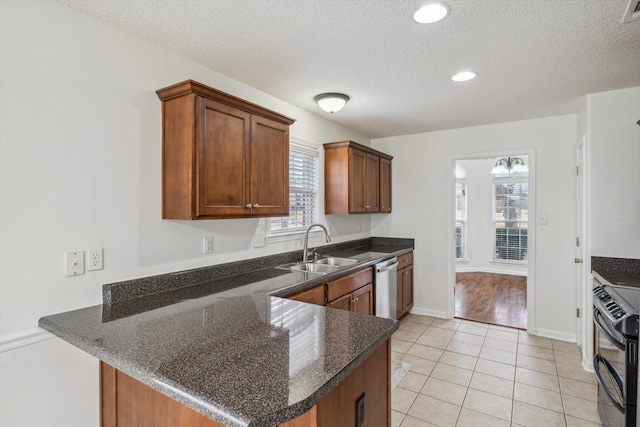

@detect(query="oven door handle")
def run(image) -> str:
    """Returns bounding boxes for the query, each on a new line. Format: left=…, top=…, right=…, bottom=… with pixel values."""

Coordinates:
left=593, top=308, right=625, bottom=350
left=593, top=354, right=625, bottom=411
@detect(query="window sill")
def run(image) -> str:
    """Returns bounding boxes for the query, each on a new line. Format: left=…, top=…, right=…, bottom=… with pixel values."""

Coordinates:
left=490, top=259, right=527, bottom=266
left=267, top=229, right=324, bottom=244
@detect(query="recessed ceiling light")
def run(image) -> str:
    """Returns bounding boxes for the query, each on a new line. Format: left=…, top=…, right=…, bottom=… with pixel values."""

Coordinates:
left=414, top=2, right=450, bottom=24
left=451, top=71, right=477, bottom=82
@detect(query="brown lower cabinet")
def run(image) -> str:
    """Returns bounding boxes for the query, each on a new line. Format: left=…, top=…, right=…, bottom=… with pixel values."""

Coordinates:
left=396, top=252, right=414, bottom=319
left=326, top=283, right=373, bottom=315
left=100, top=339, right=390, bottom=427
left=326, top=268, right=374, bottom=315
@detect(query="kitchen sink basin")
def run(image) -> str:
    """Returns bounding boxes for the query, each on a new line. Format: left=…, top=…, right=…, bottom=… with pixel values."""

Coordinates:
left=314, top=257, right=357, bottom=267
left=288, top=262, right=340, bottom=274
left=277, top=256, right=358, bottom=275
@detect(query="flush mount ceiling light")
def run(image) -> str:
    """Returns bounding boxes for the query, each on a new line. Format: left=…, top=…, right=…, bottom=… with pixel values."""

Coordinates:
left=451, top=71, right=477, bottom=82
left=414, top=2, right=450, bottom=24
left=314, top=93, right=350, bottom=113
left=491, top=156, right=527, bottom=174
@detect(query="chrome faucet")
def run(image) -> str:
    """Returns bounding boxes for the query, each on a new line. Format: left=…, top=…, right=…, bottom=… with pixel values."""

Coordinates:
left=302, top=223, right=331, bottom=262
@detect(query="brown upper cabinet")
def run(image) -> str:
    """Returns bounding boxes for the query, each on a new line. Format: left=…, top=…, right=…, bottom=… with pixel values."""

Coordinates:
left=156, top=80, right=295, bottom=219
left=324, top=141, right=393, bottom=214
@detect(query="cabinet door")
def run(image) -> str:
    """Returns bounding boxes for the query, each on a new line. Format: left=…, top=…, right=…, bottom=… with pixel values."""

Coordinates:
left=197, top=97, right=251, bottom=217
left=396, top=268, right=405, bottom=319
left=326, top=293, right=352, bottom=311
left=353, top=283, right=373, bottom=315
left=348, top=148, right=367, bottom=213
left=250, top=116, right=289, bottom=216
left=379, top=157, right=392, bottom=213
left=365, top=153, right=380, bottom=212
left=403, top=265, right=414, bottom=312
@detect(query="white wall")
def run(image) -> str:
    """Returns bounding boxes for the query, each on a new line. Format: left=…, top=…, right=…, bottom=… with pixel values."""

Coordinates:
left=0, top=2, right=372, bottom=426
left=456, top=158, right=528, bottom=275
left=371, top=115, right=577, bottom=339
left=587, top=87, right=640, bottom=257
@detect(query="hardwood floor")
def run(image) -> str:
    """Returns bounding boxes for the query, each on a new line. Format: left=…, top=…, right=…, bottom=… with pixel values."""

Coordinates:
left=455, top=272, right=527, bottom=329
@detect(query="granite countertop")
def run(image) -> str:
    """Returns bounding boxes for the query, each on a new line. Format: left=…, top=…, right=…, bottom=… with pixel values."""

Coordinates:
left=38, top=238, right=412, bottom=427
left=591, top=256, right=640, bottom=290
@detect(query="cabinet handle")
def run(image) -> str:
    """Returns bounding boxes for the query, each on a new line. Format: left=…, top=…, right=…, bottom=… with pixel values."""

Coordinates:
left=246, top=204, right=252, bottom=209
left=364, top=205, right=370, bottom=209
left=253, top=204, right=260, bottom=208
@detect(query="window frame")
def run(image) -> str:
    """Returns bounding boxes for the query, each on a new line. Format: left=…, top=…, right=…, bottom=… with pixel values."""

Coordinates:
left=268, top=139, right=320, bottom=241
left=455, top=180, right=468, bottom=261
left=491, top=177, right=529, bottom=265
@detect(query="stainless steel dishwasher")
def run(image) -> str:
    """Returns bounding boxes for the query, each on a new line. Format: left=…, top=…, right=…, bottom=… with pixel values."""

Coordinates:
left=374, top=257, right=398, bottom=320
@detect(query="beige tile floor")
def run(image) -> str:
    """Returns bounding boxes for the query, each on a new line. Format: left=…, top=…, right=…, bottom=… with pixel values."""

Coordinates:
left=391, top=314, right=603, bottom=427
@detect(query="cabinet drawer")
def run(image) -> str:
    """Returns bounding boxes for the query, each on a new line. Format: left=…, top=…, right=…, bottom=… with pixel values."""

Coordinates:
left=288, top=284, right=326, bottom=305
left=398, top=252, right=413, bottom=267
left=327, top=268, right=372, bottom=302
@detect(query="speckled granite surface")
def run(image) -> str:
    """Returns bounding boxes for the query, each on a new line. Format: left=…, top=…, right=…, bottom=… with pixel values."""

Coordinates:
left=39, top=238, right=412, bottom=427
left=592, top=256, right=640, bottom=290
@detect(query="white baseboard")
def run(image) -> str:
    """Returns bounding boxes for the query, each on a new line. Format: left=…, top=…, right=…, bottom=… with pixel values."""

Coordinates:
left=0, top=328, right=54, bottom=353
left=532, top=327, right=577, bottom=343
left=408, top=306, right=449, bottom=319
left=455, top=267, right=527, bottom=276
left=582, top=357, right=595, bottom=373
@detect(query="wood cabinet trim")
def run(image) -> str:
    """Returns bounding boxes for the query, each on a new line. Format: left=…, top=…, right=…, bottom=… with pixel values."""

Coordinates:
left=157, top=80, right=295, bottom=126
left=323, top=140, right=393, bottom=160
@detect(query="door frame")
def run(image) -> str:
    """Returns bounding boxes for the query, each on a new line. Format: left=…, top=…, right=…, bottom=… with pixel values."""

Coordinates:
left=576, top=134, right=593, bottom=369
left=446, top=149, right=537, bottom=334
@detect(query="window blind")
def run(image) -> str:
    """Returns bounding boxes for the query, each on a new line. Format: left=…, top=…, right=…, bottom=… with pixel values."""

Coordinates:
left=493, top=180, right=528, bottom=262
left=455, top=182, right=467, bottom=259
left=270, top=142, right=319, bottom=234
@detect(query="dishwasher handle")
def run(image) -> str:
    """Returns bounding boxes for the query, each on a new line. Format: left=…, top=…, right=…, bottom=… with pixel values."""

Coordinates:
left=375, top=257, right=398, bottom=272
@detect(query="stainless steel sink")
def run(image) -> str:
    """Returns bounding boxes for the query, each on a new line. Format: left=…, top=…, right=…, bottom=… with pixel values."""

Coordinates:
left=289, top=262, right=340, bottom=274
left=277, top=256, right=358, bottom=275
left=313, top=257, right=357, bottom=267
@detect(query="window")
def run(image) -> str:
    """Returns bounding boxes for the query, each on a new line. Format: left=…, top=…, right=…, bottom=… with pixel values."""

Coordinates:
left=455, top=182, right=467, bottom=260
left=269, top=141, right=319, bottom=235
left=455, top=163, right=467, bottom=260
left=493, top=179, right=528, bottom=263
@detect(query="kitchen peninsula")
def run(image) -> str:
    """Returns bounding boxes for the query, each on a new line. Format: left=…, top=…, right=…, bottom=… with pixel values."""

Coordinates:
left=39, top=238, right=413, bottom=427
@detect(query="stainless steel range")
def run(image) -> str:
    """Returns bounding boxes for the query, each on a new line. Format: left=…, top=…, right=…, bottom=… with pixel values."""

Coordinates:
left=593, top=277, right=639, bottom=427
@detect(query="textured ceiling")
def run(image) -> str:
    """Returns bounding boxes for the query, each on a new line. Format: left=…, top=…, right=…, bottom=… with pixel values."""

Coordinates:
left=60, top=0, right=640, bottom=139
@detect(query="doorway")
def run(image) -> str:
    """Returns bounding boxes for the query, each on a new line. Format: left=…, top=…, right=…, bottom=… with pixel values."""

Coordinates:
left=447, top=152, right=536, bottom=333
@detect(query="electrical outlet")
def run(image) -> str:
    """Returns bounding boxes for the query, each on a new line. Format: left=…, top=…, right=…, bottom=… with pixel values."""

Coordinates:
left=65, top=251, right=85, bottom=276
left=203, top=236, right=214, bottom=254
left=254, top=237, right=265, bottom=248
left=88, top=248, right=103, bottom=271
